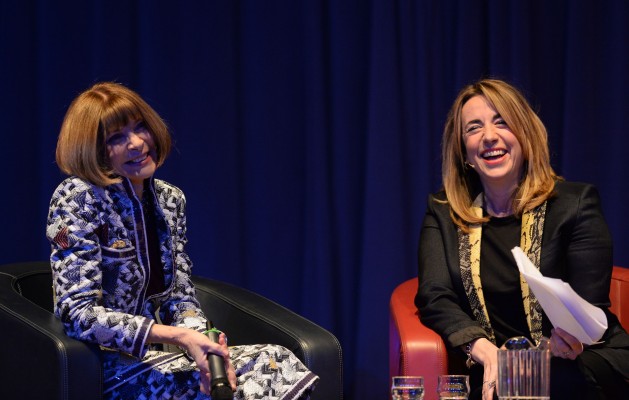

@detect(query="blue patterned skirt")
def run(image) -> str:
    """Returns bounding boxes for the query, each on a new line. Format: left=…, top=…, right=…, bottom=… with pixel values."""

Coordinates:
left=102, top=344, right=319, bottom=400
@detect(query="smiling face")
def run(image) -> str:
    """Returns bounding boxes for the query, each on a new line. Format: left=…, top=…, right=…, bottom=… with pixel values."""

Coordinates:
left=461, top=95, right=524, bottom=194
left=105, top=119, right=157, bottom=194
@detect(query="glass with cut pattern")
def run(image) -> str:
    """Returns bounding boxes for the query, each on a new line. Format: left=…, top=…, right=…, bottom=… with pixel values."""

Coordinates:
left=497, top=336, right=550, bottom=400
left=437, top=375, right=469, bottom=399
left=391, top=376, right=424, bottom=400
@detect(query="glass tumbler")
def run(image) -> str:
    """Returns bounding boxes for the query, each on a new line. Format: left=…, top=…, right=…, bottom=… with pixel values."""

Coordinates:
left=437, top=375, right=470, bottom=399
left=391, top=376, right=424, bottom=400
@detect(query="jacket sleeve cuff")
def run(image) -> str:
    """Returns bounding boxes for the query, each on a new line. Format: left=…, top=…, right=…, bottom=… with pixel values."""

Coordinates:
left=447, top=326, right=489, bottom=349
left=132, top=318, right=155, bottom=359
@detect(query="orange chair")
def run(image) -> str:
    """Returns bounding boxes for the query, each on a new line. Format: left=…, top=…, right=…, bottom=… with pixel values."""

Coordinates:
left=389, top=266, right=629, bottom=400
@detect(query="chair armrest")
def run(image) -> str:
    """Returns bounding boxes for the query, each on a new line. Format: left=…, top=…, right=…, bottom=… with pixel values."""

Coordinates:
left=610, top=266, right=629, bottom=331
left=0, top=273, right=102, bottom=400
left=389, top=278, right=447, bottom=400
left=192, top=275, right=343, bottom=400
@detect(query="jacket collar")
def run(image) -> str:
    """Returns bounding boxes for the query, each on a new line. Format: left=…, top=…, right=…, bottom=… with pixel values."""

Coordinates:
left=116, top=176, right=157, bottom=201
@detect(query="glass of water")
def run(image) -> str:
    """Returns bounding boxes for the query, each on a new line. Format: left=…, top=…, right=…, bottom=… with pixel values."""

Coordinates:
left=437, top=375, right=469, bottom=399
left=391, top=376, right=424, bottom=400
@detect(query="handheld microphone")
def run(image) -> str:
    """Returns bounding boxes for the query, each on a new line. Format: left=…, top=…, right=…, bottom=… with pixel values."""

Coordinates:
left=206, top=321, right=233, bottom=400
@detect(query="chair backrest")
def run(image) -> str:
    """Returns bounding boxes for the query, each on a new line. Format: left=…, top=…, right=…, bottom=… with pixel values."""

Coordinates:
left=14, top=271, right=54, bottom=312
left=2, top=261, right=54, bottom=312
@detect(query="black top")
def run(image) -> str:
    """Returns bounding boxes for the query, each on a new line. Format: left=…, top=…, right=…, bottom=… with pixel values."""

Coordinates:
left=142, top=191, right=165, bottom=297
left=480, top=214, right=530, bottom=346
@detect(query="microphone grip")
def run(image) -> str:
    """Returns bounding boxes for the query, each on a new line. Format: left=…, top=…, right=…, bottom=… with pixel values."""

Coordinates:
left=206, top=323, right=233, bottom=400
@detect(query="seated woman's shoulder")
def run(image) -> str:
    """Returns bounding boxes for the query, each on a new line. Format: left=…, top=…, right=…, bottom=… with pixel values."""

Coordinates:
left=553, top=180, right=598, bottom=196
left=429, top=189, right=447, bottom=201
left=154, top=179, right=185, bottom=199
left=52, top=176, right=97, bottom=197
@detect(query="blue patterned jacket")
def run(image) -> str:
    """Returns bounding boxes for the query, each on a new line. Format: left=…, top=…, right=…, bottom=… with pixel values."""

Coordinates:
left=46, top=176, right=207, bottom=358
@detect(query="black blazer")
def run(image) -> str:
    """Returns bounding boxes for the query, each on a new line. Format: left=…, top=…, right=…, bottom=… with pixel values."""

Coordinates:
left=415, top=181, right=629, bottom=375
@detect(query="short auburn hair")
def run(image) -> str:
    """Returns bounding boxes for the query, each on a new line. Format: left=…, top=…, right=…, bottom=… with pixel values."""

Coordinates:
left=441, top=79, right=560, bottom=231
left=56, top=82, right=172, bottom=186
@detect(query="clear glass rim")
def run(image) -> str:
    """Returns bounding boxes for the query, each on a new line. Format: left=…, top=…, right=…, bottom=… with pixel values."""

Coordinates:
left=392, top=375, right=424, bottom=383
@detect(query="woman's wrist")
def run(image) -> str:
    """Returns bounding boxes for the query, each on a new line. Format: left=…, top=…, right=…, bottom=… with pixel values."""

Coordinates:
left=468, top=338, right=498, bottom=366
left=463, top=338, right=479, bottom=368
left=147, top=324, right=189, bottom=349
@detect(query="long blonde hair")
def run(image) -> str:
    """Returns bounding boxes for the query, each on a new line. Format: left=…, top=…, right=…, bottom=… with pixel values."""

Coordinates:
left=56, top=82, right=172, bottom=186
left=442, top=79, right=559, bottom=231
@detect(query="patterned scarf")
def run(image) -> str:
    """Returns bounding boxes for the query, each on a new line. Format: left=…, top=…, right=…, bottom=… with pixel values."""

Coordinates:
left=457, top=194, right=547, bottom=345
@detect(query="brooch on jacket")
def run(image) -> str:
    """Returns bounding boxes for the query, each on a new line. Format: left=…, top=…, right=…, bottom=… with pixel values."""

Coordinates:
left=111, top=240, right=127, bottom=249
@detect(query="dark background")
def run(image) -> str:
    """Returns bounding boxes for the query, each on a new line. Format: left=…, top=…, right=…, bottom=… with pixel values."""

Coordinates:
left=1, top=1, right=627, bottom=398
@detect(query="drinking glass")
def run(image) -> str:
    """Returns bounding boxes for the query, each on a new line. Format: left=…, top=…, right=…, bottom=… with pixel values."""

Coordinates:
left=391, top=376, right=424, bottom=400
left=437, top=375, right=470, bottom=399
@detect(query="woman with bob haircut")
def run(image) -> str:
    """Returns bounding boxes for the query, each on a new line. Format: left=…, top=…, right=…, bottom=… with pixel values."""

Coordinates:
left=55, top=82, right=172, bottom=188
left=415, top=78, right=629, bottom=399
left=46, top=82, right=318, bottom=399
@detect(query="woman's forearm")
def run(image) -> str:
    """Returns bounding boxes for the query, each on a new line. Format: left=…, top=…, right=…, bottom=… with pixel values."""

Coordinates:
left=147, top=323, right=190, bottom=347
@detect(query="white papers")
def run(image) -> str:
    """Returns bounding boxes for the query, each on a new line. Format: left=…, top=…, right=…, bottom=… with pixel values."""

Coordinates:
left=511, top=247, right=607, bottom=345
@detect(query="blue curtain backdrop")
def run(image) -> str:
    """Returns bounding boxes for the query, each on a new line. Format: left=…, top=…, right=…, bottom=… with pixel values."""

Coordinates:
left=1, top=1, right=628, bottom=398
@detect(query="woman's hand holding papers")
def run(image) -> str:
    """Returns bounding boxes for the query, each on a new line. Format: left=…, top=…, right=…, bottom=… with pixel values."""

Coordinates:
left=550, top=327, right=585, bottom=360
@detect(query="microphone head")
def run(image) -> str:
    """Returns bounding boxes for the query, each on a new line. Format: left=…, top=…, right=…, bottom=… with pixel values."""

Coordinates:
left=210, top=379, right=233, bottom=400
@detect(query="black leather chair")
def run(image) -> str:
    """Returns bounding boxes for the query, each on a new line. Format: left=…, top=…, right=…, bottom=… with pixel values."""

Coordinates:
left=0, top=261, right=343, bottom=399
